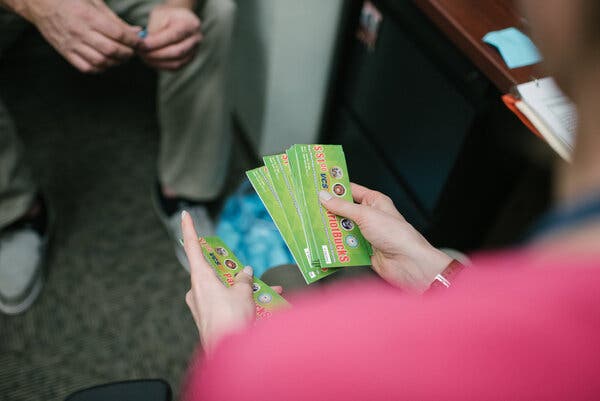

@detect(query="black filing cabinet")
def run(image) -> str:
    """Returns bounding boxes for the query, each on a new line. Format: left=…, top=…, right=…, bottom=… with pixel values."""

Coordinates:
left=325, top=0, right=533, bottom=250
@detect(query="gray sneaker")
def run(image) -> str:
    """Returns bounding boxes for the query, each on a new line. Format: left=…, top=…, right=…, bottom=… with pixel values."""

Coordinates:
left=0, top=204, right=49, bottom=315
left=152, top=187, right=215, bottom=271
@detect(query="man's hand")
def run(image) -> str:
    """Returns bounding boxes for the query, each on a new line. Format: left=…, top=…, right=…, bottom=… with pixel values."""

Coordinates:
left=21, top=0, right=142, bottom=73
left=319, top=183, right=453, bottom=293
left=181, top=211, right=256, bottom=353
left=138, top=4, right=202, bottom=71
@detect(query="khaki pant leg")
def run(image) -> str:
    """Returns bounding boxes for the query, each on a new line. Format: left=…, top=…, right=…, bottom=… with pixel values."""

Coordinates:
left=0, top=11, right=36, bottom=229
left=157, top=0, right=236, bottom=200
left=106, top=0, right=236, bottom=201
left=104, top=0, right=160, bottom=26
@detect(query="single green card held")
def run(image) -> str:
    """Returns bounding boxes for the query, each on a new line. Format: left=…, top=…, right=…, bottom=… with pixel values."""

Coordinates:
left=286, top=145, right=322, bottom=267
left=198, top=236, right=289, bottom=318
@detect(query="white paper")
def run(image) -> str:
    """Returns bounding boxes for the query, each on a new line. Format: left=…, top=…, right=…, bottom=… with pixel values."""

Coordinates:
left=515, top=100, right=571, bottom=161
left=516, top=77, right=577, bottom=152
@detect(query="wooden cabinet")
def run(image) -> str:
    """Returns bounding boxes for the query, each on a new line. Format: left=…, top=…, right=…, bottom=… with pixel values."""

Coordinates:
left=324, top=0, right=545, bottom=250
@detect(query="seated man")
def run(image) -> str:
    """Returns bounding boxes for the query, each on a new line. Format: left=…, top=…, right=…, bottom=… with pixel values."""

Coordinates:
left=0, top=0, right=235, bottom=315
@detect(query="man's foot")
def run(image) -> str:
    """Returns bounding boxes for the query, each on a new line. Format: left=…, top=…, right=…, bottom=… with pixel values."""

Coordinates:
left=0, top=197, right=50, bottom=315
left=152, top=184, right=215, bottom=271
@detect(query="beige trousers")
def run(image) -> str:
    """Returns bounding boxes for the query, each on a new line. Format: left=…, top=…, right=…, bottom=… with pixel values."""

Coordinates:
left=0, top=0, right=235, bottom=229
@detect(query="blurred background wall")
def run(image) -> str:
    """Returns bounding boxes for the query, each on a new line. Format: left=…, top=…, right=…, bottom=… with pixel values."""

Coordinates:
left=230, top=0, right=344, bottom=155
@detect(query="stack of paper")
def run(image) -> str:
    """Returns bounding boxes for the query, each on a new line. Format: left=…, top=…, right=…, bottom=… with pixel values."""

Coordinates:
left=509, top=77, right=577, bottom=161
left=247, top=144, right=373, bottom=284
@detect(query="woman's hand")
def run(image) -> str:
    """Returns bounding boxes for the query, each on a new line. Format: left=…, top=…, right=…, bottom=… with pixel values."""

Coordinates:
left=319, top=183, right=452, bottom=293
left=181, top=211, right=255, bottom=353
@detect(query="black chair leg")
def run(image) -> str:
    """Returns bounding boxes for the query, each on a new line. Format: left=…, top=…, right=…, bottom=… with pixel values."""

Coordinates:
left=64, top=379, right=172, bottom=401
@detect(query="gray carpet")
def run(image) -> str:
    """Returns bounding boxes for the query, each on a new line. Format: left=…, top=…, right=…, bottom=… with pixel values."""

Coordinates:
left=0, top=30, right=251, bottom=401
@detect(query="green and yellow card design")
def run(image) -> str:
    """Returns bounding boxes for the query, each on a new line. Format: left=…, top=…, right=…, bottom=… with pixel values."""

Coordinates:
left=249, top=157, right=336, bottom=284
left=245, top=165, right=315, bottom=282
left=198, top=236, right=289, bottom=318
left=246, top=144, right=372, bottom=284
left=287, top=145, right=372, bottom=268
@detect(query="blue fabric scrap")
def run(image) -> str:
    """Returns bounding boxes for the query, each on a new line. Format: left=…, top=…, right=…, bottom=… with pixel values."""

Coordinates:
left=216, top=180, right=293, bottom=278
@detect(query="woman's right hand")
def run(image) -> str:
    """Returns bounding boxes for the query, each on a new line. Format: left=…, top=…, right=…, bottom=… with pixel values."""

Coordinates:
left=319, top=183, right=452, bottom=293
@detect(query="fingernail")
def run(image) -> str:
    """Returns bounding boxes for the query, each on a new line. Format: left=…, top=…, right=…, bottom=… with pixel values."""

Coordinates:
left=318, top=190, right=333, bottom=202
left=242, top=266, right=253, bottom=276
left=181, top=210, right=188, bottom=221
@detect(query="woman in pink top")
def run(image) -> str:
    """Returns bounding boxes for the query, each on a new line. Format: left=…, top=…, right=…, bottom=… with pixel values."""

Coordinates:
left=180, top=0, right=600, bottom=399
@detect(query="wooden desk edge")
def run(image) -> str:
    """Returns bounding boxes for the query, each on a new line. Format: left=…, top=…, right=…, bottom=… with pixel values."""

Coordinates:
left=413, top=0, right=541, bottom=93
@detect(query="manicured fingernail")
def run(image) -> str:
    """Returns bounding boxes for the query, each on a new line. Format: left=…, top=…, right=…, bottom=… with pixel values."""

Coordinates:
left=181, top=210, right=188, bottom=221
left=318, top=190, right=333, bottom=202
left=242, top=266, right=253, bottom=276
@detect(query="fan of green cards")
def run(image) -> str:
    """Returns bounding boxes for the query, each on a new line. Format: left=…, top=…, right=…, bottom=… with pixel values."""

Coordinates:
left=246, top=144, right=373, bottom=284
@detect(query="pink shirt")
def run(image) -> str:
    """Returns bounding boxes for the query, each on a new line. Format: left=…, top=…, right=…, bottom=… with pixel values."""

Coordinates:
left=184, top=250, right=600, bottom=400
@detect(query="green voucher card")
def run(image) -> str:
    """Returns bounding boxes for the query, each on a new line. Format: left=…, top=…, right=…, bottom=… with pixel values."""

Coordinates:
left=261, top=155, right=336, bottom=283
left=198, top=236, right=289, bottom=318
left=245, top=144, right=372, bottom=284
left=286, top=146, right=322, bottom=268
left=246, top=166, right=318, bottom=283
left=288, top=144, right=372, bottom=268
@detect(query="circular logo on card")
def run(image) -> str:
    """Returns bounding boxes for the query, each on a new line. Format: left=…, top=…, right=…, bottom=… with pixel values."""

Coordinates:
left=224, top=259, right=237, bottom=270
left=330, top=166, right=343, bottom=179
left=215, top=247, right=228, bottom=257
left=340, top=218, right=355, bottom=231
left=333, top=183, right=346, bottom=197
left=258, top=293, right=272, bottom=304
left=252, top=283, right=260, bottom=293
left=345, top=235, right=359, bottom=248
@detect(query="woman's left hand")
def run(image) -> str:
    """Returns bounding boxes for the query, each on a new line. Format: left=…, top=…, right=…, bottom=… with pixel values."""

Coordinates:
left=181, top=211, right=256, bottom=353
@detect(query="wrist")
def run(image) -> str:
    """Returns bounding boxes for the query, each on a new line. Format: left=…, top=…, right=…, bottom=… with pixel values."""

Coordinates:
left=417, top=246, right=454, bottom=288
left=381, top=247, right=452, bottom=293
left=202, top=314, right=253, bottom=355
left=429, top=259, right=466, bottom=291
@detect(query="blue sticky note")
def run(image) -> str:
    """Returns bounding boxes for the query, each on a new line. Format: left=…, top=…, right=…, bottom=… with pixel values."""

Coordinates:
left=483, top=27, right=542, bottom=69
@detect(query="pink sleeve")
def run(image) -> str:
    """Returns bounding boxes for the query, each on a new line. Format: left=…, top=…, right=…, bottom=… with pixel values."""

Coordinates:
left=184, top=252, right=600, bottom=401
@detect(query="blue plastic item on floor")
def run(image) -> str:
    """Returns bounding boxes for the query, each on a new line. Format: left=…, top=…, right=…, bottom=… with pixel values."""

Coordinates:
left=216, top=180, right=293, bottom=277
